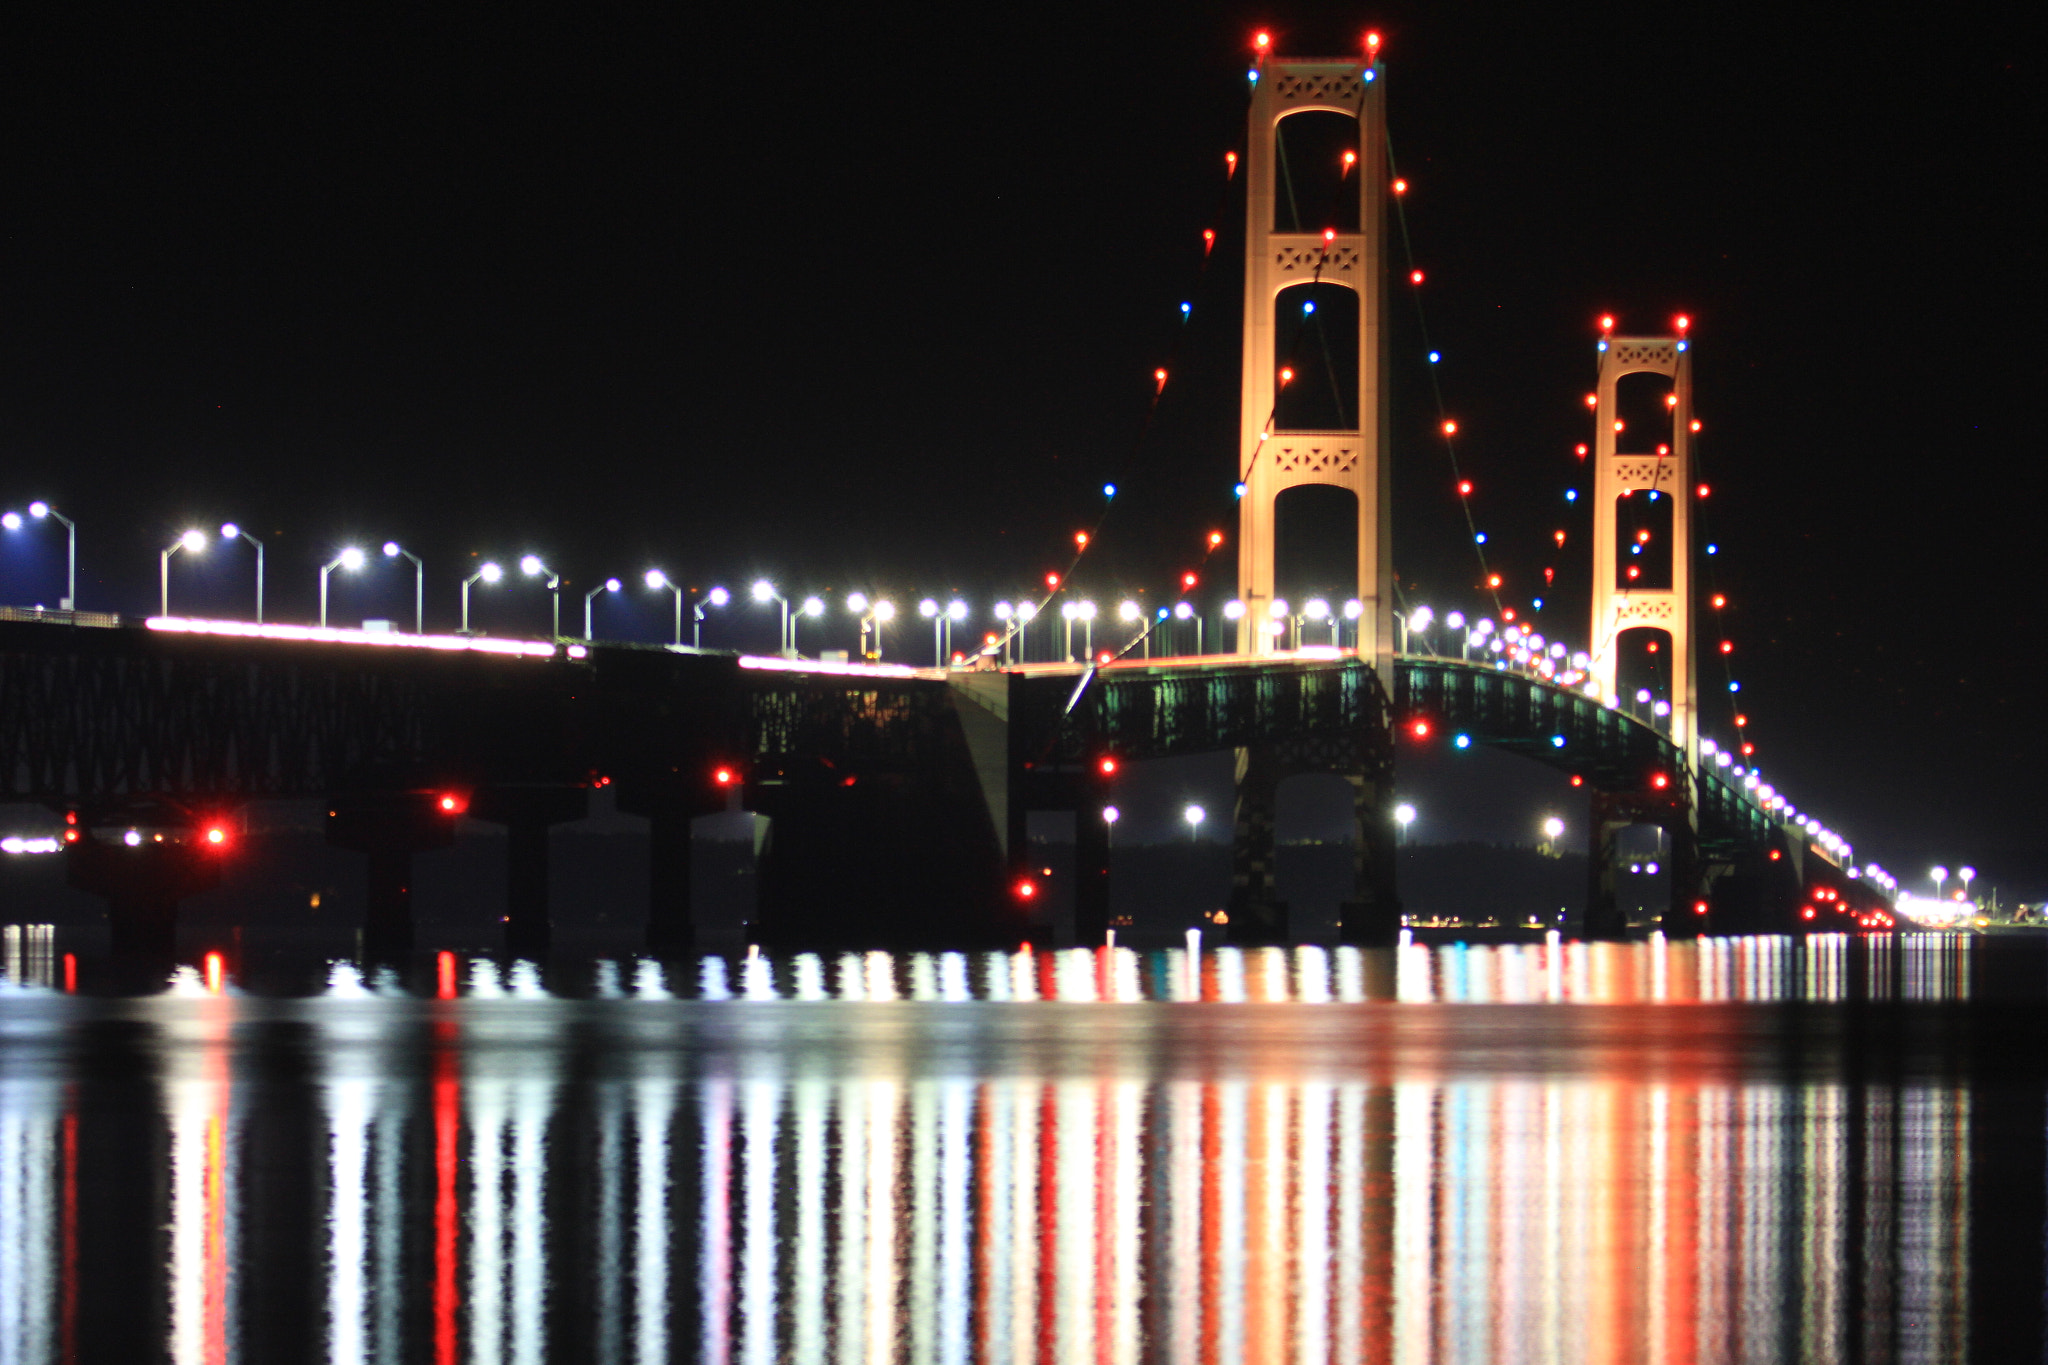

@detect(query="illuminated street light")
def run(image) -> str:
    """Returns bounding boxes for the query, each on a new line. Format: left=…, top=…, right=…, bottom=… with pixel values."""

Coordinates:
left=2, top=501, right=77, bottom=610
left=794, top=596, right=825, bottom=656
left=219, top=523, right=265, bottom=623
left=1183, top=804, right=1205, bottom=843
left=1394, top=802, right=1417, bottom=844
left=160, top=529, right=208, bottom=617
left=319, top=546, right=367, bottom=627
left=460, top=561, right=503, bottom=634
left=695, top=585, right=730, bottom=647
left=583, top=577, right=622, bottom=640
left=642, top=570, right=684, bottom=645
left=753, top=579, right=794, bottom=655
left=520, top=555, right=562, bottom=638
left=1958, top=865, right=1976, bottom=901
left=383, top=542, right=425, bottom=633
left=1102, top=804, right=1120, bottom=849
left=1930, top=865, right=1948, bottom=899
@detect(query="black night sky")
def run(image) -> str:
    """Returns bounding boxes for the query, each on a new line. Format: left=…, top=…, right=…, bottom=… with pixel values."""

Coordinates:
left=2, top=5, right=2037, bottom=883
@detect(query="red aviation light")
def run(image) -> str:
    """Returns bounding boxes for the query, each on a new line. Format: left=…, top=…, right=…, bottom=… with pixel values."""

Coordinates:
left=1409, top=269, right=1425, bottom=285
left=1697, top=483, right=1711, bottom=499
left=1253, top=30, right=1271, bottom=51
left=1074, top=531, right=1089, bottom=548
left=437, top=792, right=467, bottom=814
left=1045, top=573, right=1061, bottom=589
left=204, top=826, right=228, bottom=846
left=1694, top=900, right=1710, bottom=916
left=1013, top=877, right=1039, bottom=901
left=1650, top=772, right=1670, bottom=790
left=1224, top=151, right=1238, bottom=177
left=713, top=766, right=736, bottom=787
left=1598, top=315, right=1615, bottom=334
left=1674, top=314, right=1691, bottom=333
left=1585, top=393, right=1599, bottom=409
left=1097, top=756, right=1119, bottom=777
left=1202, top=229, right=1216, bottom=255
left=1278, top=366, right=1295, bottom=386
left=1207, top=531, right=1225, bottom=548
left=1457, top=480, right=1473, bottom=496
left=1364, top=30, right=1381, bottom=54
left=1441, top=419, right=1458, bottom=436
left=1154, top=368, right=1168, bottom=393
left=1570, top=775, right=1584, bottom=788
left=1391, top=178, right=1408, bottom=195
left=1408, top=718, right=1432, bottom=740
left=1182, top=572, right=1198, bottom=589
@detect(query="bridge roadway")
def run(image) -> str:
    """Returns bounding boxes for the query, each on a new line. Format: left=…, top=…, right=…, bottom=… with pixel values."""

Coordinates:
left=0, top=618, right=1868, bottom=955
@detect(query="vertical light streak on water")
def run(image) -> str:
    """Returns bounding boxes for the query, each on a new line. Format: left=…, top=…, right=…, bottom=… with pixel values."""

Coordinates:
left=791, top=1079, right=827, bottom=1364
left=794, top=954, right=827, bottom=1001
left=1216, top=1081, right=1247, bottom=1363
left=699, top=1078, right=734, bottom=1365
left=594, top=1082, right=624, bottom=1365
left=633, top=1071, right=674, bottom=1365
left=1295, top=1082, right=1332, bottom=1365
left=324, top=1073, right=370, bottom=1365
left=1899, top=1086, right=1970, bottom=1363
left=467, top=1075, right=508, bottom=1365
left=1332, top=1083, right=1365, bottom=1364
left=864, top=952, right=896, bottom=1002
left=909, top=954, right=939, bottom=1002
left=1161, top=1083, right=1200, bottom=1365
left=936, top=1081, right=970, bottom=1365
left=974, top=1082, right=1014, bottom=1365
left=1391, top=1081, right=1432, bottom=1363
left=1694, top=1084, right=1731, bottom=1361
left=0, top=1075, right=56, bottom=1365
left=166, top=999, right=234, bottom=1365
left=864, top=1081, right=900, bottom=1365
left=741, top=1079, right=778, bottom=1365
left=1395, top=938, right=1431, bottom=1003
left=1111, top=1080, right=1140, bottom=1365
left=1051, top=1082, right=1093, bottom=1363
left=939, top=952, right=970, bottom=1002
left=1801, top=1085, right=1845, bottom=1361
left=1645, top=1085, right=1669, bottom=1364
left=509, top=1067, right=551, bottom=1365
left=1246, top=1083, right=1286, bottom=1362
left=1437, top=1083, right=1477, bottom=1360
left=1859, top=1085, right=1897, bottom=1358
left=834, top=1079, right=868, bottom=1365
left=632, top=959, right=669, bottom=999
left=1492, top=1082, right=1531, bottom=1355
left=1539, top=1081, right=1565, bottom=1363
left=371, top=1064, right=406, bottom=1364
left=1739, top=1085, right=1785, bottom=1362
left=909, top=1080, right=938, bottom=1364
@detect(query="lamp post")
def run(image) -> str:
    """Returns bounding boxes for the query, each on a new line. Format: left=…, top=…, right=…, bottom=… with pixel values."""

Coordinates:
left=752, top=579, right=791, bottom=655
left=382, top=542, right=424, bottom=634
left=1305, top=597, right=1334, bottom=647
left=1173, top=600, right=1202, bottom=655
left=461, top=562, right=503, bottom=634
left=584, top=578, right=621, bottom=640
left=319, top=547, right=367, bottom=627
left=1958, top=865, right=1976, bottom=902
left=1183, top=803, right=1205, bottom=844
left=1269, top=598, right=1292, bottom=650
left=694, top=585, right=730, bottom=648
left=643, top=570, right=683, bottom=645
left=1930, top=865, right=1948, bottom=900
left=1405, top=605, right=1433, bottom=655
left=1103, top=804, right=1120, bottom=849
left=1540, top=815, right=1565, bottom=857
left=1118, top=599, right=1146, bottom=658
left=919, top=598, right=942, bottom=664
left=220, top=523, right=264, bottom=623
left=160, top=529, right=207, bottom=617
left=793, top=596, right=824, bottom=656
left=1394, top=802, right=1417, bottom=845
left=2, top=502, right=77, bottom=609
left=945, top=600, right=967, bottom=664
left=520, top=555, right=561, bottom=638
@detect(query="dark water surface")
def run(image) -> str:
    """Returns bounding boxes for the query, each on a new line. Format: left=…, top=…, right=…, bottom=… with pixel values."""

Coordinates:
left=1, top=930, right=2043, bottom=1362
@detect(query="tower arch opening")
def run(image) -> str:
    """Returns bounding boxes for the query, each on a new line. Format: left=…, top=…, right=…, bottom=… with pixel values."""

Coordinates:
left=1612, top=626, right=1676, bottom=732
left=1613, top=370, right=1676, bottom=453
left=1611, top=483, right=1674, bottom=591
left=1272, top=484, right=1357, bottom=622
left=1272, top=110, right=1363, bottom=234
left=1272, top=282, right=1359, bottom=431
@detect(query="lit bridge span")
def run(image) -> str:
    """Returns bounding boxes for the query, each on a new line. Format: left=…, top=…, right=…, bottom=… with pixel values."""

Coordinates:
left=0, top=617, right=1872, bottom=955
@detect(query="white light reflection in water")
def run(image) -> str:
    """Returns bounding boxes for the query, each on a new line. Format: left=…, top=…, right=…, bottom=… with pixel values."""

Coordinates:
left=0, top=934, right=2005, bottom=1363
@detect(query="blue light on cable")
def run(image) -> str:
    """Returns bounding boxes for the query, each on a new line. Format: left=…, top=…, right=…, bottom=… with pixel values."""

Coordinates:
left=1566, top=490, right=1579, bottom=502
left=1234, top=482, right=1247, bottom=499
left=1454, top=734, right=1471, bottom=750
left=1474, top=532, right=1487, bottom=544
left=1728, top=681, right=1741, bottom=693
left=1550, top=735, right=1567, bottom=749
left=1102, top=483, right=1117, bottom=499
left=1531, top=598, right=1544, bottom=610
left=1302, top=300, right=1316, bottom=315
left=1630, top=544, right=1641, bottom=556
left=1705, top=543, right=1718, bottom=555
left=1647, top=491, right=1659, bottom=501
left=1363, top=69, right=1376, bottom=82
left=1179, top=301, right=1191, bottom=319
left=1676, top=340, right=1688, bottom=351
left=1248, top=69, right=1260, bottom=84
left=1427, top=350, right=1440, bottom=363
left=1597, top=340, right=1609, bottom=352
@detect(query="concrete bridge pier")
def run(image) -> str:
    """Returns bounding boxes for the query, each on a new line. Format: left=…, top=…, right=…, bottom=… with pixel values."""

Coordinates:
left=469, top=785, right=590, bottom=957
left=1585, top=787, right=1702, bottom=941
left=66, top=830, right=226, bottom=961
left=1338, top=770, right=1403, bottom=948
left=326, top=789, right=462, bottom=956
left=616, top=784, right=732, bottom=953
left=1227, top=748, right=1289, bottom=944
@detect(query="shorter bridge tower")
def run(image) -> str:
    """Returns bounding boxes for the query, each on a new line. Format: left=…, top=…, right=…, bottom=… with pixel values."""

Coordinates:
left=1588, top=332, right=1697, bottom=767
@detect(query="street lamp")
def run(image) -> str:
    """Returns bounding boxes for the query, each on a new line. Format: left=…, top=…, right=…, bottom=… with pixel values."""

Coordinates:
left=1118, top=599, right=1146, bottom=658
left=319, top=546, right=367, bottom=627
left=1394, top=802, right=1417, bottom=844
left=1958, top=865, right=1976, bottom=902
left=1305, top=597, right=1335, bottom=646
left=460, top=561, right=503, bottom=634
left=2, top=501, right=77, bottom=610
left=694, top=585, right=730, bottom=647
left=1269, top=598, right=1292, bottom=649
left=859, top=599, right=895, bottom=660
left=643, top=570, right=684, bottom=645
left=584, top=577, right=622, bottom=640
left=1078, top=599, right=1097, bottom=660
left=383, top=542, right=424, bottom=634
left=520, top=555, right=561, bottom=638
left=919, top=598, right=943, bottom=664
left=752, top=579, right=791, bottom=655
left=1930, top=865, right=1949, bottom=900
left=1540, top=815, right=1565, bottom=856
left=160, top=529, right=207, bottom=617
left=1102, top=804, right=1120, bottom=848
left=794, top=596, right=824, bottom=656
left=220, top=523, right=265, bottom=623
left=1173, top=600, right=1203, bottom=655
left=1183, top=803, right=1205, bottom=843
left=945, top=599, right=967, bottom=663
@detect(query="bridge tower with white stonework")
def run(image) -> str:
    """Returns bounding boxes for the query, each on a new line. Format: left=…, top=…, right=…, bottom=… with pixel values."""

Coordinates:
left=1234, top=44, right=1393, bottom=682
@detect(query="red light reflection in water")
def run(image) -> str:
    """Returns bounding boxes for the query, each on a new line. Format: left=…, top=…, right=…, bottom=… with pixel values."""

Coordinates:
left=432, top=1015, right=460, bottom=1365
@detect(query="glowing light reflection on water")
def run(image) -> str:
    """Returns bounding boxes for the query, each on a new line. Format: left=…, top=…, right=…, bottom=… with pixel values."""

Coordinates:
left=0, top=932, right=2026, bottom=1361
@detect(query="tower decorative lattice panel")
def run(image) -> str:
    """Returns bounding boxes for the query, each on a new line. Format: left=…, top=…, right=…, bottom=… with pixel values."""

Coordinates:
left=1234, top=51, right=1391, bottom=676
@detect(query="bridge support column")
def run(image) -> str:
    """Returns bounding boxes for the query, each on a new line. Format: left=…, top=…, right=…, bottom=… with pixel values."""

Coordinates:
left=66, top=833, right=226, bottom=962
left=1585, top=787, right=1701, bottom=941
left=616, top=786, right=731, bottom=954
left=469, top=786, right=589, bottom=958
left=327, top=789, right=462, bottom=957
left=1228, top=748, right=1289, bottom=945
left=1339, top=771, right=1402, bottom=947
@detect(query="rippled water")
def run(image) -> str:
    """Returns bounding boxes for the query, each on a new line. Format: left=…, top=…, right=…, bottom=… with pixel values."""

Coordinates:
left=0, top=930, right=2041, bottom=1361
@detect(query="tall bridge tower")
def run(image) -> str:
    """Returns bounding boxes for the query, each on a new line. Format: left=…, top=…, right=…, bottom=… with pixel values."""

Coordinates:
left=1587, top=334, right=1697, bottom=770
left=1235, top=48, right=1392, bottom=678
